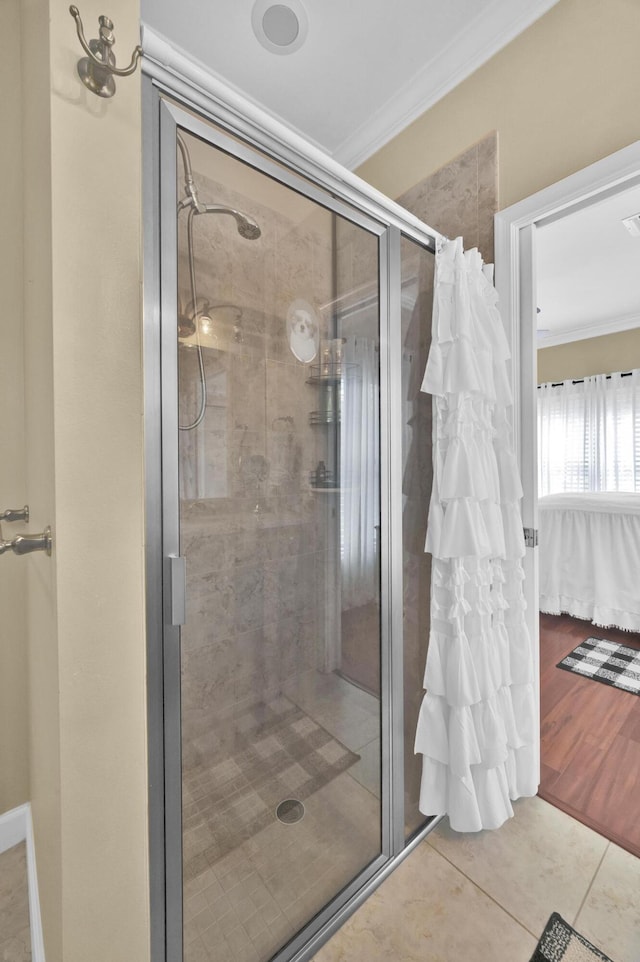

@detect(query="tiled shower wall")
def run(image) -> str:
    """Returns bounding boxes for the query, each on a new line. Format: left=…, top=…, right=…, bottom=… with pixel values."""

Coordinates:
left=396, top=132, right=499, bottom=830
left=396, top=131, right=498, bottom=264
left=176, top=131, right=498, bottom=787
left=178, top=164, right=337, bottom=741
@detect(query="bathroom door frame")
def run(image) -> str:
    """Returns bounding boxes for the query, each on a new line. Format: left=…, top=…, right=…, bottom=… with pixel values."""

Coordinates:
left=142, top=43, right=444, bottom=962
left=494, top=138, right=640, bottom=785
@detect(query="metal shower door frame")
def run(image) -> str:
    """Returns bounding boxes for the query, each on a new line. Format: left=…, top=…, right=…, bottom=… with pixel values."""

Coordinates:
left=143, top=77, right=442, bottom=962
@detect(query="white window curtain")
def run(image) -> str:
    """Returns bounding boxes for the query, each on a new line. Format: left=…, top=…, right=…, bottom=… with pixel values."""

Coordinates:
left=538, top=371, right=640, bottom=496
left=414, top=237, right=537, bottom=832
left=340, top=336, right=380, bottom=609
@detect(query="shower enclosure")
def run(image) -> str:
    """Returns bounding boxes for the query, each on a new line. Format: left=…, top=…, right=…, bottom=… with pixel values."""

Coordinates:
left=145, top=88, right=438, bottom=962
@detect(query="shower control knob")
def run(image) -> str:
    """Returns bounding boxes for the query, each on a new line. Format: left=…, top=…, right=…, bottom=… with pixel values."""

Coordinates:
left=0, top=506, right=29, bottom=523
left=0, top=527, right=53, bottom=557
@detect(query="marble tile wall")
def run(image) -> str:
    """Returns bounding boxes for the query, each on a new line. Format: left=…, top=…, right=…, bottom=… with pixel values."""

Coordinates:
left=399, top=237, right=434, bottom=835
left=395, top=135, right=498, bottom=832
left=396, top=131, right=498, bottom=264
left=176, top=153, right=338, bottom=734
left=175, top=131, right=498, bottom=788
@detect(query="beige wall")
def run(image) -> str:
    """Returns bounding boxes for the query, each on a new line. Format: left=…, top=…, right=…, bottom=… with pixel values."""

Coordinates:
left=395, top=132, right=498, bottom=262
left=18, top=1, right=149, bottom=960
left=358, top=0, right=640, bottom=211
left=538, top=327, right=640, bottom=383
left=0, top=0, right=29, bottom=814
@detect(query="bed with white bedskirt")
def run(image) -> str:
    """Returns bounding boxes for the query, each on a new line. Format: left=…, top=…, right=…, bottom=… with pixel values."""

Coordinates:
left=538, top=492, right=640, bottom=632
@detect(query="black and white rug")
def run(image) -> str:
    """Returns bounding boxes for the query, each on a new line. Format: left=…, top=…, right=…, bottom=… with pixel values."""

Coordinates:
left=557, top=637, right=640, bottom=696
left=530, top=913, right=615, bottom=962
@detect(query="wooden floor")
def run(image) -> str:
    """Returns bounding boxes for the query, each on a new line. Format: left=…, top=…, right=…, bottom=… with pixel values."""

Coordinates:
left=539, top=612, right=640, bottom=858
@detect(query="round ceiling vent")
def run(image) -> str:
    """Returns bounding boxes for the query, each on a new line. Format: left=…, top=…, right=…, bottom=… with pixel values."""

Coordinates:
left=251, top=0, right=308, bottom=55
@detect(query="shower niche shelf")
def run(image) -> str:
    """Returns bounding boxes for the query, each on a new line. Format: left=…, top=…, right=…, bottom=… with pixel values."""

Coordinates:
left=307, top=365, right=342, bottom=428
left=305, top=362, right=354, bottom=384
left=308, top=410, right=340, bottom=425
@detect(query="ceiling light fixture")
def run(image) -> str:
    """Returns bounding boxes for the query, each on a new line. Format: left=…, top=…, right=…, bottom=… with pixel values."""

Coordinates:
left=251, top=0, right=308, bottom=55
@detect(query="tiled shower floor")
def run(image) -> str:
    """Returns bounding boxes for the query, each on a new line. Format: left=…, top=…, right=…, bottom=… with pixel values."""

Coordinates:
left=183, top=672, right=381, bottom=962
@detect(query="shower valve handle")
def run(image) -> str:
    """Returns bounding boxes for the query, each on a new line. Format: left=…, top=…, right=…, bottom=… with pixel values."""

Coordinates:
left=1, top=506, right=29, bottom=523
left=0, top=527, right=52, bottom=557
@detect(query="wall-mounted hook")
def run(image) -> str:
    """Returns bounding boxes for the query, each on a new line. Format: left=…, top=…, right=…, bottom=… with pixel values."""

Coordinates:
left=69, top=5, right=142, bottom=99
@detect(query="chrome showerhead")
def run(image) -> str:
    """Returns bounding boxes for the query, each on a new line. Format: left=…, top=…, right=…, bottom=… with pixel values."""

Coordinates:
left=237, top=217, right=262, bottom=240
left=201, top=204, right=262, bottom=240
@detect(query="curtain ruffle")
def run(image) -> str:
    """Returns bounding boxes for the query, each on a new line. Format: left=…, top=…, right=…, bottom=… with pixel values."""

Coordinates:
left=416, top=237, right=537, bottom=833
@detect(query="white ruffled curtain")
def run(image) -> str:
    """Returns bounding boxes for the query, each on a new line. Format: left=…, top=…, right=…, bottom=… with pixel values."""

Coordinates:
left=414, top=237, right=537, bottom=832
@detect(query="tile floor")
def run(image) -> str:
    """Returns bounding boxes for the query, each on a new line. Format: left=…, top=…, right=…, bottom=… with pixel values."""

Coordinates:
left=182, top=695, right=364, bottom=876
left=183, top=671, right=383, bottom=962
left=4, top=727, right=638, bottom=962
left=0, top=841, right=31, bottom=962
left=312, top=795, right=640, bottom=962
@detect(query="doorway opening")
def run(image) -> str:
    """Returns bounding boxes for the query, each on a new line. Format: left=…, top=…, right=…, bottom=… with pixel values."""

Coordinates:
left=495, top=141, right=640, bottom=860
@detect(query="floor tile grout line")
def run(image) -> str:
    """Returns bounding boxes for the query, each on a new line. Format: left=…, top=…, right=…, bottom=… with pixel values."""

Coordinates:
left=424, top=839, right=542, bottom=941
left=572, top=840, right=610, bottom=928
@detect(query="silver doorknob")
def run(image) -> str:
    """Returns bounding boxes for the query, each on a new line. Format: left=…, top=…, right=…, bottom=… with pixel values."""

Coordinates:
left=0, top=527, right=52, bottom=557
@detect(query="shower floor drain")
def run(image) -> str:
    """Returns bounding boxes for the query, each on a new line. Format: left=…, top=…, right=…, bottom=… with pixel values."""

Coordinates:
left=276, top=798, right=305, bottom=824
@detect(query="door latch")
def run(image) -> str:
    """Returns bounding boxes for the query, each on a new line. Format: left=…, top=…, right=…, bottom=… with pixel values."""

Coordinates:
left=523, top=526, right=538, bottom=548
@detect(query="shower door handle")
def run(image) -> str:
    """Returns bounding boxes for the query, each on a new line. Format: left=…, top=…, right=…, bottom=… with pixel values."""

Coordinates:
left=167, top=555, right=186, bottom=627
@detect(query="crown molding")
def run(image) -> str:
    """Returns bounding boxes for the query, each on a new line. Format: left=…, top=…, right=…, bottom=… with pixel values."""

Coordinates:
left=334, top=0, right=560, bottom=170
left=140, top=25, right=328, bottom=156
left=141, top=27, right=445, bottom=250
left=537, top=312, right=640, bottom=349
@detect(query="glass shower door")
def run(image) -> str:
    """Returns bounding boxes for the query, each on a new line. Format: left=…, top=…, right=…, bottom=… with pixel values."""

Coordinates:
left=173, top=124, right=384, bottom=962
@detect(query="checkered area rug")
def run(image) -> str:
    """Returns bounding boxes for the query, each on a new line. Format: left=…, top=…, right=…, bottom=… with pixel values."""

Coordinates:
left=182, top=697, right=360, bottom=879
left=557, top=637, right=640, bottom=696
left=530, top=913, right=614, bottom=962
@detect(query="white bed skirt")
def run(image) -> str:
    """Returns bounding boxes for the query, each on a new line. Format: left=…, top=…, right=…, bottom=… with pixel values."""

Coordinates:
left=539, top=492, right=640, bottom=632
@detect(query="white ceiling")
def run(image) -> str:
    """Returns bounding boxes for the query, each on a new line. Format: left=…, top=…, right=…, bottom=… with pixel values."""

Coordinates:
left=141, top=0, right=560, bottom=168
left=536, top=182, right=640, bottom=347
left=143, top=1, right=640, bottom=350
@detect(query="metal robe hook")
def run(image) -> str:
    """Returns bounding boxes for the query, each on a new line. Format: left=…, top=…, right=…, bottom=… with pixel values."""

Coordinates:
left=69, top=5, right=142, bottom=99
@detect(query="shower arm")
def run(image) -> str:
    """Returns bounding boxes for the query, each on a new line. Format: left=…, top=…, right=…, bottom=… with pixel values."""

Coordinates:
left=203, top=204, right=247, bottom=219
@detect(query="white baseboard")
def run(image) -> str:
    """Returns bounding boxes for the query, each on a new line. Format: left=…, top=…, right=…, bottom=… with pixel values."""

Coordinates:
left=0, top=802, right=28, bottom=853
left=0, top=803, right=46, bottom=962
